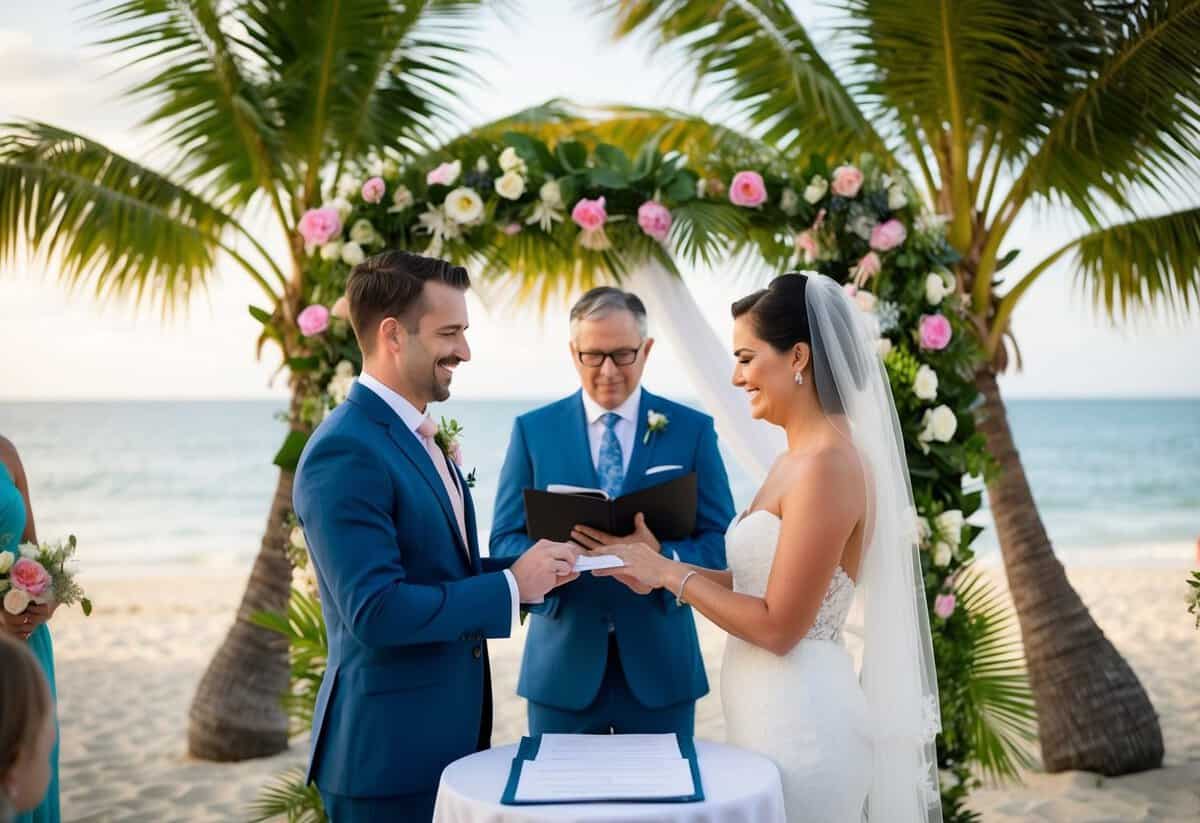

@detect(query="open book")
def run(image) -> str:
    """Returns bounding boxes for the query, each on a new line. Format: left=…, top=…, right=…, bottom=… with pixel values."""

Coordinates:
left=523, top=472, right=697, bottom=543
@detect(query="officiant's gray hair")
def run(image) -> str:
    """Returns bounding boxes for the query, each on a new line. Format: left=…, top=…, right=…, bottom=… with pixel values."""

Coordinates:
left=569, top=287, right=648, bottom=340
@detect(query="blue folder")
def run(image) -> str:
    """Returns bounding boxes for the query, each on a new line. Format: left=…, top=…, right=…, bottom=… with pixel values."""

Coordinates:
left=500, top=734, right=705, bottom=806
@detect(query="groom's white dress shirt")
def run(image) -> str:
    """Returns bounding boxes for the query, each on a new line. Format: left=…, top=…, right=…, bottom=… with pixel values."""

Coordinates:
left=581, top=385, right=642, bottom=477
left=357, top=372, right=522, bottom=632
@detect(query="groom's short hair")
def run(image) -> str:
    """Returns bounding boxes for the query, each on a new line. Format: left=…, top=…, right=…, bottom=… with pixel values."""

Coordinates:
left=346, top=250, right=470, bottom=353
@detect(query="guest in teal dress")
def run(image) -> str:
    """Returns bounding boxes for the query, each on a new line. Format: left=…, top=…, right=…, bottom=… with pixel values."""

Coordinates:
left=0, top=437, right=60, bottom=823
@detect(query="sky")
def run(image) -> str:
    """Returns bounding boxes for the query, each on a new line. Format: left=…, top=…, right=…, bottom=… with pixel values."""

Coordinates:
left=1, top=1, right=1198, bottom=400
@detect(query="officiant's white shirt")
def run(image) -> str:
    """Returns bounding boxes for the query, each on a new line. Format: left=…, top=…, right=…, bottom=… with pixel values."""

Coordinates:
left=581, top=385, right=642, bottom=476
left=357, top=372, right=522, bottom=631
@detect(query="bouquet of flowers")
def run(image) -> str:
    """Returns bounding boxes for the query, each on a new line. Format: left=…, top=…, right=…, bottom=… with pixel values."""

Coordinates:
left=0, top=535, right=91, bottom=616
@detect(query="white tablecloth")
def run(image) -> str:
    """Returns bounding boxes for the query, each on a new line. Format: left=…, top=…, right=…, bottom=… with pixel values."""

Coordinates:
left=433, top=741, right=786, bottom=823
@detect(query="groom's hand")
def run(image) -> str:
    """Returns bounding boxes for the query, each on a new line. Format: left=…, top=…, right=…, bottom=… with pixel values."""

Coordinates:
left=511, top=540, right=582, bottom=602
left=571, top=513, right=662, bottom=555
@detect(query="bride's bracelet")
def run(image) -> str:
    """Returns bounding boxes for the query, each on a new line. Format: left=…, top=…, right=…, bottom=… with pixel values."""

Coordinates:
left=675, top=570, right=698, bottom=606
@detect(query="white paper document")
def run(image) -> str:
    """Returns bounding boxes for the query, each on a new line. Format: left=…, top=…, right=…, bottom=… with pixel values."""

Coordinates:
left=572, top=554, right=625, bottom=573
left=514, top=758, right=695, bottom=802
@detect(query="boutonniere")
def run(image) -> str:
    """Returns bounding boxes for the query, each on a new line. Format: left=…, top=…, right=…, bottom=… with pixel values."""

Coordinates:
left=643, top=410, right=669, bottom=444
left=434, top=417, right=477, bottom=488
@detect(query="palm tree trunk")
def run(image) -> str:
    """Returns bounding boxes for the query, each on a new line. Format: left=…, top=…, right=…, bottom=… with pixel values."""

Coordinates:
left=186, top=400, right=300, bottom=761
left=974, top=368, right=1164, bottom=775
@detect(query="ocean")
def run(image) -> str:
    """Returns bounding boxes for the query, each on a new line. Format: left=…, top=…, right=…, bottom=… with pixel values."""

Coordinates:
left=0, top=397, right=1196, bottom=575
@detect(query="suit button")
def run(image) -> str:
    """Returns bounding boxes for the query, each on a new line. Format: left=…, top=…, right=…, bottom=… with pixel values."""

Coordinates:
left=472, top=645, right=482, bottom=659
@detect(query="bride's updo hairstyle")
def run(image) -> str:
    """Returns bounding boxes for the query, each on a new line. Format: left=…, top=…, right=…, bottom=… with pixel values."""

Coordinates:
left=731, top=272, right=867, bottom=416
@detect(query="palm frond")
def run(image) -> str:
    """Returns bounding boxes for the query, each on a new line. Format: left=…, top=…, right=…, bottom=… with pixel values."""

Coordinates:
left=0, top=122, right=275, bottom=312
left=247, top=765, right=325, bottom=823
left=251, top=588, right=328, bottom=732
left=592, top=0, right=892, bottom=163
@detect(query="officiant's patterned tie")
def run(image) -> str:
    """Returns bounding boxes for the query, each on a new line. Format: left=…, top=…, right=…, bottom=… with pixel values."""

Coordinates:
left=597, top=412, right=625, bottom=499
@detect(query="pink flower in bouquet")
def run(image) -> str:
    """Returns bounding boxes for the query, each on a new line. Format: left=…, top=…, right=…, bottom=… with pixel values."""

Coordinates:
left=11, top=557, right=51, bottom=597
left=502, top=223, right=523, bottom=236
left=842, top=283, right=858, bottom=298
left=852, top=251, right=882, bottom=287
left=870, top=218, right=907, bottom=252
left=831, top=165, right=864, bottom=197
left=637, top=201, right=673, bottom=242
left=919, top=313, right=953, bottom=351
left=729, top=171, right=767, bottom=207
left=934, top=593, right=956, bottom=619
left=794, top=230, right=819, bottom=263
left=361, top=177, right=386, bottom=204
left=572, top=197, right=608, bottom=231
left=813, top=208, right=827, bottom=231
left=298, top=304, right=330, bottom=336
left=298, top=207, right=342, bottom=247
left=331, top=295, right=350, bottom=320
left=426, top=160, right=461, bottom=187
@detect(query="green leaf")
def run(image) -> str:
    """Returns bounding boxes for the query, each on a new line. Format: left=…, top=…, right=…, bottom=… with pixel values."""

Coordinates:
left=995, top=249, right=1020, bottom=273
left=249, top=305, right=274, bottom=325
left=589, top=167, right=630, bottom=189
left=273, top=431, right=311, bottom=473
left=287, top=356, right=322, bottom=373
left=81, top=598, right=92, bottom=617
left=592, top=143, right=634, bottom=177
left=555, top=140, right=588, bottom=171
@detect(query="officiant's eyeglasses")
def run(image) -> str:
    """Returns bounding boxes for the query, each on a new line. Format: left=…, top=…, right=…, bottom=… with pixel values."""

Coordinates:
left=577, top=344, right=643, bottom=367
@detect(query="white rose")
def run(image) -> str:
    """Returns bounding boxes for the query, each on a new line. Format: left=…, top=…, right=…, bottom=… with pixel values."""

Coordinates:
left=539, top=180, right=563, bottom=209
left=381, top=159, right=399, bottom=180
left=328, top=374, right=354, bottom=406
left=696, top=178, right=708, bottom=199
left=887, top=183, right=907, bottom=210
left=499, top=147, right=526, bottom=173
left=925, top=272, right=950, bottom=305
left=803, top=175, right=828, bottom=203
left=328, top=197, right=353, bottom=222
left=0, top=551, right=14, bottom=574
left=913, top=364, right=938, bottom=401
left=494, top=170, right=526, bottom=201
left=319, top=241, right=343, bottom=262
left=921, top=405, right=958, bottom=443
left=389, top=185, right=414, bottom=213
left=917, top=516, right=932, bottom=544
left=933, top=541, right=953, bottom=567
left=290, top=526, right=307, bottom=551
left=444, top=187, right=484, bottom=224
left=336, top=177, right=361, bottom=198
left=340, top=241, right=365, bottom=266
left=475, top=155, right=489, bottom=173
left=935, top=509, right=964, bottom=542
left=349, top=219, right=377, bottom=246
left=3, top=588, right=30, bottom=615
left=780, top=188, right=800, bottom=216
left=876, top=338, right=893, bottom=358
left=335, top=360, right=355, bottom=379
left=19, top=545, right=37, bottom=559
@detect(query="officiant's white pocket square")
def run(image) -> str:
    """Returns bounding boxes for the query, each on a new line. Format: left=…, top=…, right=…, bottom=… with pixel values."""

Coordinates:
left=645, top=464, right=684, bottom=475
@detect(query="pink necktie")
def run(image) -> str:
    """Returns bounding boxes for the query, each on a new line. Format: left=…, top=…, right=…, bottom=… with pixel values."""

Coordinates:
left=416, top=416, right=470, bottom=557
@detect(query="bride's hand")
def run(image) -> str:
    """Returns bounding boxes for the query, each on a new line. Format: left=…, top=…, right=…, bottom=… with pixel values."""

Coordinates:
left=590, top=543, right=671, bottom=592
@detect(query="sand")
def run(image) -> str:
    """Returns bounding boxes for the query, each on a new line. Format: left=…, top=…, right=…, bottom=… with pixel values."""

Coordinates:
left=49, top=564, right=1198, bottom=821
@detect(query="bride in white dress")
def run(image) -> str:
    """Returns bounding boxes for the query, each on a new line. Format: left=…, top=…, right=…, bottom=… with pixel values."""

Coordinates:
left=591, top=273, right=942, bottom=822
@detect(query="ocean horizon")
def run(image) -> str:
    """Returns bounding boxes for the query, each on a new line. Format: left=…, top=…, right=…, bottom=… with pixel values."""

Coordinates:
left=1, top=396, right=1196, bottom=576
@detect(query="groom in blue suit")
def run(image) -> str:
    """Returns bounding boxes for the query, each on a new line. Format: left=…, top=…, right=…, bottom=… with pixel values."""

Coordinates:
left=294, top=251, right=579, bottom=822
left=491, top=287, right=736, bottom=737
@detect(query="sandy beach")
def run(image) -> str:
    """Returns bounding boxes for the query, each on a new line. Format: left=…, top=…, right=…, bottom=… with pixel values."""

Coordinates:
left=51, top=563, right=1198, bottom=822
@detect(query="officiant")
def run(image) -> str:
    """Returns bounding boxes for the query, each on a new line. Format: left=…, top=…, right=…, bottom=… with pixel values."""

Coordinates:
left=490, top=286, right=736, bottom=737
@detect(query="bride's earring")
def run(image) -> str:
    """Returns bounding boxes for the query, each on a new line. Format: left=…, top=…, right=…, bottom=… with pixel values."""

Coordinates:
left=794, top=371, right=804, bottom=385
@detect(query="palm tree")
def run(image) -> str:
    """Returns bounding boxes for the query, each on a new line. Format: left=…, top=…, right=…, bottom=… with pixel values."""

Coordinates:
left=590, top=0, right=1200, bottom=774
left=0, top=0, right=499, bottom=761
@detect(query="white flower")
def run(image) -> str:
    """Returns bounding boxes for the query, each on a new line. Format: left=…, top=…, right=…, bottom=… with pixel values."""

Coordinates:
left=780, top=188, right=800, bottom=216
left=290, top=526, right=307, bottom=551
left=887, top=183, right=908, bottom=210
left=925, top=272, right=951, bottom=306
left=417, top=204, right=462, bottom=253
left=919, top=405, right=958, bottom=450
left=388, top=185, right=414, bottom=213
left=443, top=187, right=484, bottom=224
left=696, top=178, right=708, bottom=199
left=848, top=212, right=877, bottom=241
left=475, top=155, right=489, bottom=173
left=3, top=588, right=30, bottom=615
left=643, top=410, right=670, bottom=444
left=328, top=198, right=353, bottom=222
left=340, top=241, right=365, bottom=266
left=854, top=290, right=877, bottom=313
left=913, top=364, right=939, bottom=401
left=349, top=219, right=378, bottom=247
left=499, top=147, right=526, bottom=174
left=526, top=200, right=564, bottom=232
left=328, top=373, right=354, bottom=406
left=319, top=241, right=343, bottom=262
left=916, top=516, right=932, bottom=545
left=539, top=180, right=563, bottom=209
left=876, top=338, right=893, bottom=358
left=381, top=159, right=399, bottom=180
left=335, top=360, right=355, bottom=379
left=494, top=170, right=526, bottom=201
left=0, top=551, right=14, bottom=574
left=336, top=177, right=361, bottom=198
left=366, top=157, right=384, bottom=177
left=19, top=545, right=37, bottom=559
left=933, top=541, right=953, bottom=567
left=803, top=175, right=828, bottom=204
left=916, top=213, right=949, bottom=235
left=935, top=509, right=964, bottom=543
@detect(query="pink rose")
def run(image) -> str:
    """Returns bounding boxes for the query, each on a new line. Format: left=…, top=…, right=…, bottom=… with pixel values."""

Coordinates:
left=571, top=196, right=608, bottom=232
left=11, top=557, right=51, bottom=598
left=637, top=201, right=673, bottom=242
left=331, top=295, right=350, bottom=320
left=297, top=207, right=342, bottom=247
left=934, top=593, right=956, bottom=619
left=426, top=160, right=461, bottom=187
left=297, top=304, right=330, bottom=336
left=831, top=165, right=864, bottom=198
left=919, top=313, right=953, bottom=351
left=794, top=230, right=819, bottom=263
left=502, top=223, right=522, bottom=236
left=870, top=218, right=907, bottom=252
left=729, top=171, right=767, bottom=207
left=853, top=251, right=882, bottom=287
left=361, top=177, right=386, bottom=204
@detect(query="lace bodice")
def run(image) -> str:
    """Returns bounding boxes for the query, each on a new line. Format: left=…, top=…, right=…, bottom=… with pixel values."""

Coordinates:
left=725, top=509, right=855, bottom=644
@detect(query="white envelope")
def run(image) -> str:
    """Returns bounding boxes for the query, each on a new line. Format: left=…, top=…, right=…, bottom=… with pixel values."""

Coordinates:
left=645, top=464, right=683, bottom=475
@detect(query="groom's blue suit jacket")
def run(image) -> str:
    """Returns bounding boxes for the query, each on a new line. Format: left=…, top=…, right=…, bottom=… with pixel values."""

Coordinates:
left=491, top=389, right=735, bottom=711
left=293, top=382, right=516, bottom=799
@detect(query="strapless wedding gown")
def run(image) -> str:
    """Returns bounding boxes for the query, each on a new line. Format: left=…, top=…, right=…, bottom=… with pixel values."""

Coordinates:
left=722, top=510, right=872, bottom=822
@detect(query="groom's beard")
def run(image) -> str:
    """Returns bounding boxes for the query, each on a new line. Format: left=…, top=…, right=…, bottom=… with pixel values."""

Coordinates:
left=431, top=356, right=461, bottom=401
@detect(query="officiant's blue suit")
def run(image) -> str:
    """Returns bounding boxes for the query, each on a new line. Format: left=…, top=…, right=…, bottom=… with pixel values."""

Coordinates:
left=294, top=382, right=517, bottom=822
left=491, top=389, right=735, bottom=735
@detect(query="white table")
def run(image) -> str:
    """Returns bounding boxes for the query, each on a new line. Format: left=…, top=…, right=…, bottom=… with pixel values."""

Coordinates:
left=433, top=740, right=786, bottom=823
